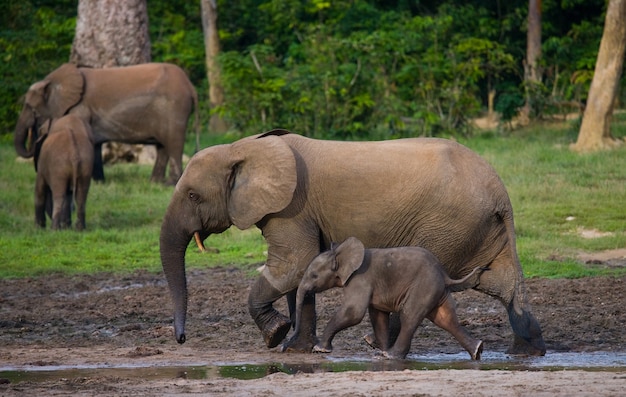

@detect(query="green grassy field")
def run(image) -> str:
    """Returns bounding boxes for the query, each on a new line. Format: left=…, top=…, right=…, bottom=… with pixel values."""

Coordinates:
left=1, top=120, right=624, bottom=279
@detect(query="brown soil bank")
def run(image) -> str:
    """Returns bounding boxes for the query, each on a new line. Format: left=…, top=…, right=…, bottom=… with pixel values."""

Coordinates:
left=0, top=268, right=624, bottom=396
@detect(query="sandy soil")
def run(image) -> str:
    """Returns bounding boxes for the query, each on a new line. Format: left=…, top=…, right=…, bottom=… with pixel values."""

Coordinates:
left=0, top=263, right=624, bottom=396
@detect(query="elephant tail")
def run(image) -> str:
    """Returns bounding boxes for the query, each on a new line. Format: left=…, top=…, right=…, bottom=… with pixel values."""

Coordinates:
left=445, top=266, right=488, bottom=292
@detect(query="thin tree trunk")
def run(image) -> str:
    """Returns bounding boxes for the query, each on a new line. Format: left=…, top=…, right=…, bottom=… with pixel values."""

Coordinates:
left=572, top=0, right=626, bottom=152
left=201, top=0, right=228, bottom=134
left=520, top=0, right=542, bottom=123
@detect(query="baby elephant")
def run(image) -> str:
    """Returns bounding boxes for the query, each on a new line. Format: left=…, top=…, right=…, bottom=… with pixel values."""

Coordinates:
left=294, top=237, right=484, bottom=360
left=35, top=115, right=94, bottom=230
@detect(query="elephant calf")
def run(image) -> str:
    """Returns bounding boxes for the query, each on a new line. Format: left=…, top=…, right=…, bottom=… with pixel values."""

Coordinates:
left=295, top=237, right=484, bottom=360
left=35, top=115, right=94, bottom=230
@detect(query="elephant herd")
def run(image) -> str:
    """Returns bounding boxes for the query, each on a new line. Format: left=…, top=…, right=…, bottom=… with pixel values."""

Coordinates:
left=15, top=63, right=547, bottom=359
left=14, top=62, right=198, bottom=229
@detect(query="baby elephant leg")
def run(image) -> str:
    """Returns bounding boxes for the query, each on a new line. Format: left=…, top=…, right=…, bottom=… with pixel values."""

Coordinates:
left=315, top=303, right=367, bottom=353
left=427, top=294, right=483, bottom=360
left=364, top=313, right=401, bottom=350
left=367, top=307, right=390, bottom=351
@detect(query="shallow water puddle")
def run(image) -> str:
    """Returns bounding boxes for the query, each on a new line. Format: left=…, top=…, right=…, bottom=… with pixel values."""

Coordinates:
left=1, top=351, right=624, bottom=384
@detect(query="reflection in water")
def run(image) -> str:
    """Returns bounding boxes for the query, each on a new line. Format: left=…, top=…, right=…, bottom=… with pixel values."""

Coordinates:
left=1, top=351, right=625, bottom=384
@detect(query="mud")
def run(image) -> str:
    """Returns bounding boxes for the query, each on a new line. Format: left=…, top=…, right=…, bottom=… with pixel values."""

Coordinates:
left=0, top=267, right=624, bottom=395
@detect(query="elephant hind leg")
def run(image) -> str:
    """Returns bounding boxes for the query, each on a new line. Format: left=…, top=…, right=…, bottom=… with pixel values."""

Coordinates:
left=476, top=247, right=546, bottom=356
left=506, top=301, right=545, bottom=356
left=427, top=294, right=483, bottom=360
left=364, top=312, right=401, bottom=350
left=150, top=145, right=169, bottom=184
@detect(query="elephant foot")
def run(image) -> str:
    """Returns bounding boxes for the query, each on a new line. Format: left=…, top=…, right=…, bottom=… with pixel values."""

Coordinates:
left=312, top=344, right=332, bottom=354
left=262, top=313, right=291, bottom=348
left=506, top=334, right=546, bottom=356
left=280, top=333, right=318, bottom=353
left=363, top=333, right=380, bottom=350
left=470, top=340, right=484, bottom=361
left=382, top=350, right=405, bottom=360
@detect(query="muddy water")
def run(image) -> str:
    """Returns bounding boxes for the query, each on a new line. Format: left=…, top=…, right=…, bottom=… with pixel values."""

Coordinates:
left=1, top=351, right=625, bottom=384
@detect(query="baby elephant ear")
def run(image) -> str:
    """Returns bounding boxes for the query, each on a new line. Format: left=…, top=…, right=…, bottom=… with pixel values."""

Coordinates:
left=227, top=135, right=297, bottom=230
left=334, top=237, right=365, bottom=285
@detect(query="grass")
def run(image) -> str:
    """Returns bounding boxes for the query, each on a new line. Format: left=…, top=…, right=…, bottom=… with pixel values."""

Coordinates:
left=0, top=120, right=625, bottom=279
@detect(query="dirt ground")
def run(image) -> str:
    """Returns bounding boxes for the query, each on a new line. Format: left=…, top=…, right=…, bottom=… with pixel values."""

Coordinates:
left=0, top=261, right=625, bottom=396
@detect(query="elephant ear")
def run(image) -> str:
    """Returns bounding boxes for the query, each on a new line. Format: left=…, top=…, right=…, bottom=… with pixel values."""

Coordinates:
left=44, top=63, right=84, bottom=117
left=334, top=237, right=366, bottom=286
left=227, top=135, right=297, bottom=230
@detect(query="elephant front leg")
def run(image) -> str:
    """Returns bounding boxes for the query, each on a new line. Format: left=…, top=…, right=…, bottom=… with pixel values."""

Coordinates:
left=314, top=303, right=367, bottom=354
left=248, top=275, right=292, bottom=348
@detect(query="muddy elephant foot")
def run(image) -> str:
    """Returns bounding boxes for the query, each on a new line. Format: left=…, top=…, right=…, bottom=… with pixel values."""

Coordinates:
left=506, top=334, right=546, bottom=356
left=280, top=333, right=319, bottom=353
left=382, top=350, right=405, bottom=360
left=312, top=344, right=332, bottom=354
left=262, top=313, right=291, bottom=348
left=470, top=340, right=484, bottom=360
left=363, top=333, right=380, bottom=350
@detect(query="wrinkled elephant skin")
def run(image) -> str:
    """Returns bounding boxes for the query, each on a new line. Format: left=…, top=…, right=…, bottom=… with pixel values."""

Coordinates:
left=159, top=130, right=546, bottom=356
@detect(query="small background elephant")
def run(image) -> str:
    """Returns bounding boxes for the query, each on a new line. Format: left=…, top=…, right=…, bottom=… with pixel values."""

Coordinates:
left=14, top=62, right=198, bottom=184
left=294, top=237, right=484, bottom=360
left=35, top=115, right=94, bottom=230
left=160, top=130, right=546, bottom=356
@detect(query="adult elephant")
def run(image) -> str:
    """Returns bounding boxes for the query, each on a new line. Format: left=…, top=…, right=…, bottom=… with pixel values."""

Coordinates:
left=14, top=62, right=198, bottom=184
left=159, top=130, right=546, bottom=356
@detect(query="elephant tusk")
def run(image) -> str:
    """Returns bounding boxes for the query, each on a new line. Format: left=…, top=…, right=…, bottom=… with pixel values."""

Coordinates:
left=193, top=232, right=207, bottom=253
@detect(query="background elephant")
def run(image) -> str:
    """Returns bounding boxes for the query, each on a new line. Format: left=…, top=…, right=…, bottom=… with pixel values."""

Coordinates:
left=294, top=237, right=484, bottom=360
left=159, top=129, right=546, bottom=356
left=14, top=62, right=198, bottom=184
left=35, top=115, right=94, bottom=230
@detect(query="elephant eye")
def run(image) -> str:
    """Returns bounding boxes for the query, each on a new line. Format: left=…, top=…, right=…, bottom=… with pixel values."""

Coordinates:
left=188, top=191, right=199, bottom=202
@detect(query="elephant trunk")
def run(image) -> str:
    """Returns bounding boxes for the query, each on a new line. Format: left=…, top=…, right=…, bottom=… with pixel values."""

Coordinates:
left=293, top=285, right=308, bottom=337
left=159, top=215, right=191, bottom=344
left=14, top=108, right=37, bottom=158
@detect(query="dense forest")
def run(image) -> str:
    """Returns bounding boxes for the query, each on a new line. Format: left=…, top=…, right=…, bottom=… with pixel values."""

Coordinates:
left=0, top=0, right=616, bottom=140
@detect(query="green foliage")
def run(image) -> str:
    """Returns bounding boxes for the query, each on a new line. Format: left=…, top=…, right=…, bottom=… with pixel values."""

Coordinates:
left=0, top=0, right=617, bottom=139
left=0, top=1, right=76, bottom=135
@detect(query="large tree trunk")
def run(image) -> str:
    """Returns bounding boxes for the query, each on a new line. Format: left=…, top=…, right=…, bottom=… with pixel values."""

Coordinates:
left=201, top=0, right=228, bottom=134
left=572, top=0, right=626, bottom=152
left=71, top=0, right=152, bottom=164
left=71, top=0, right=150, bottom=67
left=520, top=0, right=542, bottom=123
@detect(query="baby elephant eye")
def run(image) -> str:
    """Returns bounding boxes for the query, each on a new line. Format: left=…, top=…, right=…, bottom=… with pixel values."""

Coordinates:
left=188, top=192, right=199, bottom=201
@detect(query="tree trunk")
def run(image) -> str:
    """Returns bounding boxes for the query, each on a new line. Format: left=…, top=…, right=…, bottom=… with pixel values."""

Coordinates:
left=201, top=0, right=228, bottom=134
left=71, top=0, right=151, bottom=67
left=521, top=0, right=542, bottom=123
left=572, top=0, right=626, bottom=152
left=71, top=0, right=152, bottom=164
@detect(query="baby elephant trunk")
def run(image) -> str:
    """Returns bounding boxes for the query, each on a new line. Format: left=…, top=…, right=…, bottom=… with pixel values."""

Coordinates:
left=445, top=266, right=486, bottom=292
left=293, top=286, right=308, bottom=337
